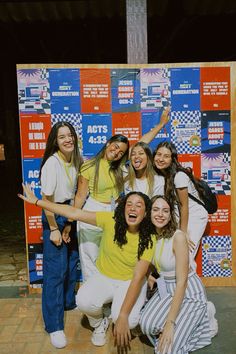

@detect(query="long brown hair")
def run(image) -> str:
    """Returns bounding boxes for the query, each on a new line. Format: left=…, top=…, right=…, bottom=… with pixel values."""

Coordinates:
left=153, top=141, right=205, bottom=207
left=40, top=121, right=83, bottom=179
left=84, top=134, right=129, bottom=194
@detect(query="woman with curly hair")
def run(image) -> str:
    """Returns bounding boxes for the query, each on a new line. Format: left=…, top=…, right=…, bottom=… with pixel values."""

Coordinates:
left=18, top=186, right=156, bottom=350
left=140, top=195, right=213, bottom=354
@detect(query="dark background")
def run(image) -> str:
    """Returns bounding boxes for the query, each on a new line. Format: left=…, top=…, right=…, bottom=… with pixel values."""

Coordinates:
left=1, top=0, right=236, bottom=214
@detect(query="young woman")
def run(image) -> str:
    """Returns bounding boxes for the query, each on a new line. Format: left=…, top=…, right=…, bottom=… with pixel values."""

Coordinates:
left=140, top=195, right=213, bottom=354
left=124, top=141, right=164, bottom=198
left=75, top=107, right=169, bottom=282
left=39, top=122, right=83, bottom=349
left=153, top=141, right=208, bottom=262
left=74, top=134, right=129, bottom=281
left=18, top=186, right=156, bottom=350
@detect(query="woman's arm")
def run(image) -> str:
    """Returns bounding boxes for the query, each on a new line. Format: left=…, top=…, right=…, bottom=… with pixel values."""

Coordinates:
left=176, top=187, right=189, bottom=233
left=18, top=183, right=97, bottom=226
left=74, top=175, right=89, bottom=209
left=158, top=231, right=189, bottom=354
left=113, top=259, right=150, bottom=348
left=140, top=107, right=170, bottom=144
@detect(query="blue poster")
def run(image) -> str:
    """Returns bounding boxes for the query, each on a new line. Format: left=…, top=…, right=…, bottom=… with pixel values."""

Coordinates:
left=111, top=69, right=140, bottom=112
left=170, top=68, right=200, bottom=111
left=202, top=235, right=232, bottom=277
left=171, top=110, right=201, bottom=154
left=82, top=114, right=112, bottom=156
left=141, top=111, right=171, bottom=151
left=28, top=251, right=43, bottom=286
left=48, top=69, right=80, bottom=114
left=201, top=111, right=230, bottom=153
left=22, top=158, right=42, bottom=199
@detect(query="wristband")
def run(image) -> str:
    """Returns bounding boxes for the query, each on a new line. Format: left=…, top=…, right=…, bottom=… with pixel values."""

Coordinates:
left=35, top=199, right=39, bottom=206
left=50, top=228, right=59, bottom=232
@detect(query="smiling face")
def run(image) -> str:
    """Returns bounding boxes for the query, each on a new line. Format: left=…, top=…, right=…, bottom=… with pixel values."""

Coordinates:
left=57, top=126, right=75, bottom=159
left=104, top=141, right=128, bottom=161
left=151, top=197, right=171, bottom=231
left=125, top=194, right=146, bottom=233
left=130, top=145, right=148, bottom=173
left=154, top=146, right=172, bottom=170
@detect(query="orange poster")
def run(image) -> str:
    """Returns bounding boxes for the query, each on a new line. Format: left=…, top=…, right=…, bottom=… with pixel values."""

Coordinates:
left=20, top=114, right=51, bottom=158
left=205, top=195, right=231, bottom=236
left=25, top=203, right=43, bottom=244
left=112, top=112, right=141, bottom=144
left=178, top=153, right=201, bottom=178
left=80, top=69, right=111, bottom=113
left=200, top=67, right=230, bottom=110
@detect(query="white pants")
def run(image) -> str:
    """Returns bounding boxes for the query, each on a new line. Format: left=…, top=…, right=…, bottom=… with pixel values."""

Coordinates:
left=78, top=197, right=112, bottom=281
left=76, top=271, right=147, bottom=329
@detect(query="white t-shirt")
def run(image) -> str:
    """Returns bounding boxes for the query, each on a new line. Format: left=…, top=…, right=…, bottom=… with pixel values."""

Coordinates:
left=124, top=174, right=165, bottom=198
left=174, top=171, right=207, bottom=217
left=41, top=153, right=77, bottom=203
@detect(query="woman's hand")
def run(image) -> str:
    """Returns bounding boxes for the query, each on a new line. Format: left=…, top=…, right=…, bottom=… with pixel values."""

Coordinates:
left=50, top=229, right=62, bottom=246
left=113, top=314, right=131, bottom=350
left=148, top=274, right=157, bottom=290
left=62, top=225, right=71, bottom=243
left=160, top=106, right=170, bottom=127
left=157, top=321, right=174, bottom=354
left=18, top=183, right=38, bottom=205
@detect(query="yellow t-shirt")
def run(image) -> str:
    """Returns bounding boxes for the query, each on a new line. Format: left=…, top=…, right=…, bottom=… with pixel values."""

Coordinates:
left=80, top=159, right=119, bottom=203
left=96, top=212, right=156, bottom=280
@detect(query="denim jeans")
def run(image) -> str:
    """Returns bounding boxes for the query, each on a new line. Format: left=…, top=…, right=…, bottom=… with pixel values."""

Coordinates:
left=42, top=209, right=79, bottom=333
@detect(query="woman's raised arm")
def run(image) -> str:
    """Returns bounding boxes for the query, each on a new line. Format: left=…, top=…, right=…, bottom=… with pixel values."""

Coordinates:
left=18, top=183, right=97, bottom=226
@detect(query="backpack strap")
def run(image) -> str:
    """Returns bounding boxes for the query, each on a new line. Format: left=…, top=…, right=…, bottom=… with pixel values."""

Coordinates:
left=188, top=193, right=206, bottom=209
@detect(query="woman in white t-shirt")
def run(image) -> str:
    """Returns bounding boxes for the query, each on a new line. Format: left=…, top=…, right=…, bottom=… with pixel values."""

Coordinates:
left=153, top=141, right=208, bottom=259
left=39, top=122, right=83, bottom=349
left=124, top=141, right=165, bottom=198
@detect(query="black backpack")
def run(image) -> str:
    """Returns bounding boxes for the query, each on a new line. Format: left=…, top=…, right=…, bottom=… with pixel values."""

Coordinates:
left=188, top=179, right=218, bottom=214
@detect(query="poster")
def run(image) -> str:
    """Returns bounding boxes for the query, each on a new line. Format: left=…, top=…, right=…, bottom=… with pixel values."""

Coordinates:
left=17, top=64, right=232, bottom=287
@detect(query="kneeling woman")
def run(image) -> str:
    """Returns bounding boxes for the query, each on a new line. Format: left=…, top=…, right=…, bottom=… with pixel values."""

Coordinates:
left=140, top=196, right=212, bottom=354
left=19, top=186, right=155, bottom=349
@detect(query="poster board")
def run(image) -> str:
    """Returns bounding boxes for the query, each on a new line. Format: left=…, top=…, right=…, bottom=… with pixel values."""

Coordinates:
left=16, top=62, right=236, bottom=289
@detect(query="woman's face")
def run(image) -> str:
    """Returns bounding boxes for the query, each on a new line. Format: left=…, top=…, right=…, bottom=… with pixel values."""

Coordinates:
left=57, top=126, right=75, bottom=156
left=130, top=145, right=148, bottom=172
left=125, top=194, right=146, bottom=232
left=151, top=198, right=171, bottom=230
left=154, top=146, right=172, bottom=170
left=105, top=141, right=128, bottom=161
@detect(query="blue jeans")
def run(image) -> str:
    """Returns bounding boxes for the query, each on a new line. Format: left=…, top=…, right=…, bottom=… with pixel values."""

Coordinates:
left=42, top=209, right=79, bottom=333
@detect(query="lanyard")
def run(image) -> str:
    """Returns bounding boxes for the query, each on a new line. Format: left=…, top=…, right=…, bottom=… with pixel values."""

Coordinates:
left=58, top=151, right=73, bottom=188
left=155, top=238, right=165, bottom=273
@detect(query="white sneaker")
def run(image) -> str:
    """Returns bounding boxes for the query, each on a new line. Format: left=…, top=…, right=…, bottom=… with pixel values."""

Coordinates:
left=91, top=317, right=109, bottom=346
left=207, top=301, right=218, bottom=338
left=50, top=330, right=67, bottom=348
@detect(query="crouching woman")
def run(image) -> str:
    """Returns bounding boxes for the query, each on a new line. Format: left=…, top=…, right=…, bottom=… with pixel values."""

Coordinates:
left=19, top=185, right=155, bottom=350
left=140, top=195, right=212, bottom=354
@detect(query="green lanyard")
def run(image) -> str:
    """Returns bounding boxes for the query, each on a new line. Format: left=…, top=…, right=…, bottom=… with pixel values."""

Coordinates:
left=58, top=151, right=73, bottom=188
left=155, top=238, right=165, bottom=273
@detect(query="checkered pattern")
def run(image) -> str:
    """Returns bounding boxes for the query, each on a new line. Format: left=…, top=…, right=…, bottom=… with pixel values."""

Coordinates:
left=39, top=68, right=49, bottom=80
left=51, top=113, right=83, bottom=151
left=202, top=236, right=232, bottom=277
left=171, top=110, right=201, bottom=154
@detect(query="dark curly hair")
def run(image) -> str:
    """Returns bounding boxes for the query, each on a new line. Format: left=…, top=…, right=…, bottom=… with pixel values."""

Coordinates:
left=151, top=195, right=178, bottom=240
left=113, top=191, right=154, bottom=259
left=153, top=141, right=205, bottom=207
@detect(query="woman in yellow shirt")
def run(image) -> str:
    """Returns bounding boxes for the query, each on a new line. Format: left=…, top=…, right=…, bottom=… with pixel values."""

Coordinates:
left=19, top=185, right=156, bottom=351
